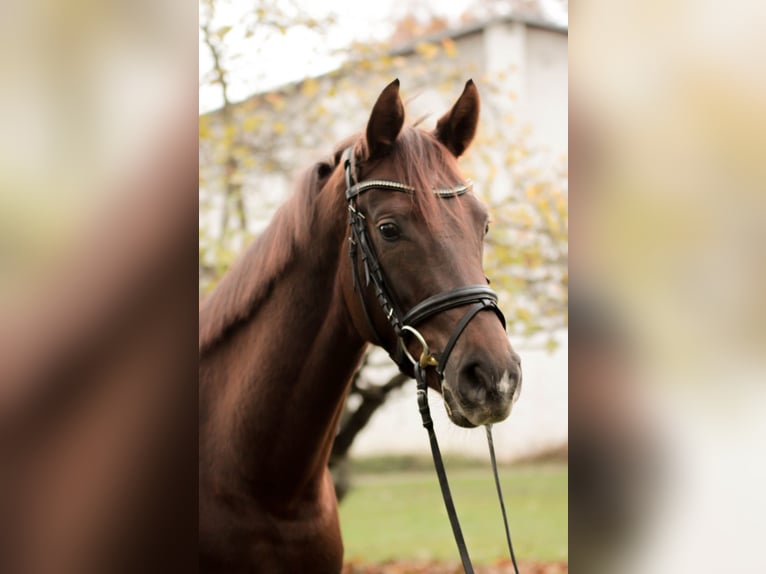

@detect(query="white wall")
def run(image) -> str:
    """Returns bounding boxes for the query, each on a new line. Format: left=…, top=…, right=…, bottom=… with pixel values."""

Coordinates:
left=525, top=27, right=568, bottom=156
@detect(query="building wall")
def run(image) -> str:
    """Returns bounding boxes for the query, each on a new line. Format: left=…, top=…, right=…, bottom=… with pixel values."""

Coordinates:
left=525, top=27, right=568, bottom=155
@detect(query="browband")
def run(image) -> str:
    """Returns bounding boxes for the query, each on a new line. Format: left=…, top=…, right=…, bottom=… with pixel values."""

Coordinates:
left=343, top=147, right=473, bottom=200
left=346, top=179, right=473, bottom=200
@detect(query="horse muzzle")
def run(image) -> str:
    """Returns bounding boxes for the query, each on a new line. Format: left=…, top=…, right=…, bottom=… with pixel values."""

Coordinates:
left=442, top=354, right=521, bottom=428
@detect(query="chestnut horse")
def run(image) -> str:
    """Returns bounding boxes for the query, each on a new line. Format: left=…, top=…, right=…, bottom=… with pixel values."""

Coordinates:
left=199, top=80, right=521, bottom=573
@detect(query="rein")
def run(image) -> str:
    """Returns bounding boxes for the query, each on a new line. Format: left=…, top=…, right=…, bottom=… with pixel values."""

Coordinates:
left=342, top=147, right=520, bottom=574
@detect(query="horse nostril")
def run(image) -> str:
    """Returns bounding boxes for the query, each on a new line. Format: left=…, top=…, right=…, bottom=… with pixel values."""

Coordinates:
left=457, top=359, right=521, bottom=402
left=460, top=362, right=483, bottom=383
left=458, top=362, right=494, bottom=400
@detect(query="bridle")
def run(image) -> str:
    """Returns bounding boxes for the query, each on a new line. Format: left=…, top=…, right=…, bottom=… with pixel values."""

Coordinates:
left=343, top=146, right=505, bottom=374
left=343, top=146, right=520, bottom=574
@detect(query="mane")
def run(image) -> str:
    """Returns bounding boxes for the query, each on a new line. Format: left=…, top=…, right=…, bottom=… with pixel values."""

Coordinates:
left=199, top=126, right=470, bottom=354
left=199, top=160, right=332, bottom=354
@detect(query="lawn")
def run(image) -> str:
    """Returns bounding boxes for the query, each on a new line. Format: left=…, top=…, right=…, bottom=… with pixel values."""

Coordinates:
left=338, top=461, right=567, bottom=564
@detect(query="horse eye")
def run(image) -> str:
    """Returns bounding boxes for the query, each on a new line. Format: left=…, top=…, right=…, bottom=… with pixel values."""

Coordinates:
left=484, top=222, right=490, bottom=236
left=378, top=222, right=401, bottom=241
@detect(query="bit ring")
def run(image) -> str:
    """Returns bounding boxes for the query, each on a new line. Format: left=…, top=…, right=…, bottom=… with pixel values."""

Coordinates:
left=399, top=325, right=438, bottom=368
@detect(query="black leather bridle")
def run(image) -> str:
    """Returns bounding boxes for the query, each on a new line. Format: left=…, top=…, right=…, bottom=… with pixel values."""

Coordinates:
left=343, top=146, right=520, bottom=574
left=343, top=146, right=505, bottom=373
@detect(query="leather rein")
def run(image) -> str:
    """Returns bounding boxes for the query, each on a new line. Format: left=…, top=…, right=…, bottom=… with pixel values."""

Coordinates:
left=342, top=147, right=520, bottom=574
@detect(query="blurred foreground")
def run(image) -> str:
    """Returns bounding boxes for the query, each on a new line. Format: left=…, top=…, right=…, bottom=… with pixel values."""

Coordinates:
left=571, top=0, right=766, bottom=572
left=0, top=0, right=198, bottom=571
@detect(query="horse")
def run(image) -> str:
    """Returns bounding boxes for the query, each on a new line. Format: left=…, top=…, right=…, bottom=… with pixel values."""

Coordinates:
left=198, top=79, right=522, bottom=573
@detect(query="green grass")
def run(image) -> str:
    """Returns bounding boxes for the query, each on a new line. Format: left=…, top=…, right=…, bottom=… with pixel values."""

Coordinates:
left=338, top=462, right=567, bottom=563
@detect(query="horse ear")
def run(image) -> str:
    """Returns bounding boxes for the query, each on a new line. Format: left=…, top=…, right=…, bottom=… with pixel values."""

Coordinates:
left=434, top=79, right=480, bottom=158
left=365, top=79, right=405, bottom=159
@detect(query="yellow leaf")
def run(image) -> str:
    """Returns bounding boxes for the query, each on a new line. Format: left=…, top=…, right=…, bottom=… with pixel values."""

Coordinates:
left=301, top=78, right=319, bottom=98
left=243, top=115, right=263, bottom=131
left=415, top=42, right=439, bottom=60
left=216, top=25, right=232, bottom=40
left=441, top=38, right=457, bottom=58
left=545, top=338, right=559, bottom=353
left=525, top=184, right=541, bottom=200
left=199, top=115, right=210, bottom=139
left=223, top=124, right=236, bottom=144
left=554, top=193, right=566, bottom=213
left=273, top=121, right=286, bottom=134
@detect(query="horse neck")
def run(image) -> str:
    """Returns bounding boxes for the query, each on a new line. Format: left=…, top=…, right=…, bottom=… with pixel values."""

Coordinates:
left=200, top=203, right=366, bottom=508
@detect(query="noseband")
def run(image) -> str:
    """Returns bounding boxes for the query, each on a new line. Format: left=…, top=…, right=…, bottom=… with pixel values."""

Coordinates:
left=343, top=146, right=519, bottom=574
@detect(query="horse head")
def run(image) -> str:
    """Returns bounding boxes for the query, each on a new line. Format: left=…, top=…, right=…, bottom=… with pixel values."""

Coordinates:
left=336, top=79, right=521, bottom=428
